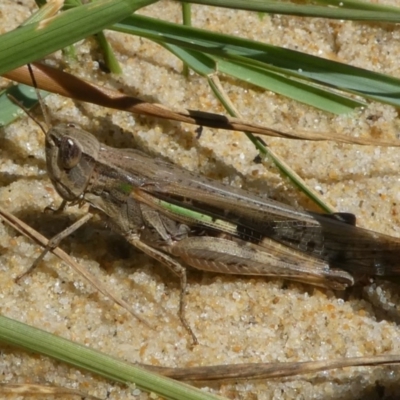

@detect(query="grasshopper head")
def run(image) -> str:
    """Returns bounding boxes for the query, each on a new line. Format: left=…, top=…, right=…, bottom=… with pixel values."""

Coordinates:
left=45, top=123, right=100, bottom=202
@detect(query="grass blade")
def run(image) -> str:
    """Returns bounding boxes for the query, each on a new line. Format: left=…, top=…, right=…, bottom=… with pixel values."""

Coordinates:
left=187, top=0, right=400, bottom=22
left=163, top=43, right=363, bottom=114
left=0, top=0, right=158, bottom=75
left=0, top=315, right=222, bottom=400
left=0, top=84, right=47, bottom=127
left=114, top=14, right=400, bottom=109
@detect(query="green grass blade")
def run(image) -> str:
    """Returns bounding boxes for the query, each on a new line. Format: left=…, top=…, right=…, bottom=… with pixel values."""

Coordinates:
left=0, top=0, right=158, bottom=76
left=181, top=2, right=192, bottom=77
left=0, top=315, right=223, bottom=400
left=216, top=58, right=364, bottom=113
left=186, top=0, right=400, bottom=22
left=162, top=44, right=216, bottom=76
left=312, top=0, right=400, bottom=12
left=207, top=75, right=336, bottom=213
left=95, top=31, right=123, bottom=74
left=114, top=14, right=400, bottom=109
left=164, top=43, right=362, bottom=113
left=0, top=85, right=47, bottom=128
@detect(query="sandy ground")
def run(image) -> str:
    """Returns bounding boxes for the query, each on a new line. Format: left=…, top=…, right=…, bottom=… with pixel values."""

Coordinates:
left=2, top=0, right=400, bottom=399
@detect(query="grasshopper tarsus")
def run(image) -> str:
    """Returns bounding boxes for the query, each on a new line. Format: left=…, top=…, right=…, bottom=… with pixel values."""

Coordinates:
left=179, top=289, right=199, bottom=346
left=176, top=264, right=199, bottom=346
left=15, top=254, right=44, bottom=283
left=43, top=199, right=68, bottom=215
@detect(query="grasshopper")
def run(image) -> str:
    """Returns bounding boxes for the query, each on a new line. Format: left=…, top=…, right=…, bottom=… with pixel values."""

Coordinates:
left=41, top=117, right=400, bottom=344
left=11, top=65, right=400, bottom=344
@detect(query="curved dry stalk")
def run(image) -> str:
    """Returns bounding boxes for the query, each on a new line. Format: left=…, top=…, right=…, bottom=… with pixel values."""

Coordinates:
left=4, top=63, right=399, bottom=147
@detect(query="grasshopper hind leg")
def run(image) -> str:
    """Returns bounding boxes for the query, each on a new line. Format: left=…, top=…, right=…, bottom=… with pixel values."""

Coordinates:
left=167, top=236, right=354, bottom=291
left=127, top=234, right=199, bottom=345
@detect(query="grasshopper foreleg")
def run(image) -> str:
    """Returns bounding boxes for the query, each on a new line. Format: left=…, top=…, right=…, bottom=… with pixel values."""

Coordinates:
left=16, top=213, right=93, bottom=282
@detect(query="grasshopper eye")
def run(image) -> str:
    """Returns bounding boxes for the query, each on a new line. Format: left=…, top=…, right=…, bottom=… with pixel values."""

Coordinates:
left=59, top=137, right=82, bottom=169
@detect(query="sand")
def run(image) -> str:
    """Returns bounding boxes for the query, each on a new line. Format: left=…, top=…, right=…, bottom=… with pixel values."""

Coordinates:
left=1, top=0, right=400, bottom=399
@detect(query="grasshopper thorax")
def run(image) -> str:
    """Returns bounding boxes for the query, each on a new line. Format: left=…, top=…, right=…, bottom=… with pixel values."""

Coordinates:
left=46, top=123, right=100, bottom=202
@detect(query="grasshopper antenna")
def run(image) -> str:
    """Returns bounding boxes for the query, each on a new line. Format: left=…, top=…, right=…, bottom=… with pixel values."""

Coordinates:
left=8, top=64, right=49, bottom=137
left=27, top=63, right=51, bottom=134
